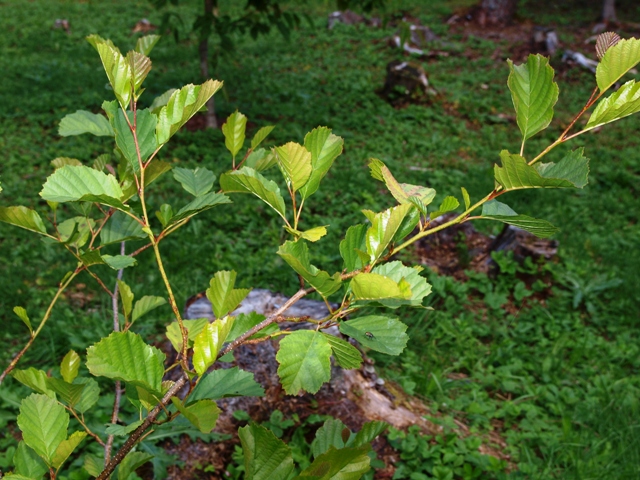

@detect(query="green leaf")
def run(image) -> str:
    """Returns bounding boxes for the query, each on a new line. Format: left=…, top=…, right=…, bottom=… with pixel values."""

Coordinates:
left=155, top=80, right=223, bottom=144
left=276, top=330, right=332, bottom=395
left=339, top=224, right=368, bottom=272
left=495, top=150, right=589, bottom=190
left=172, top=167, right=216, bottom=197
left=86, top=331, right=165, bottom=396
left=297, top=445, right=370, bottom=479
left=373, top=261, right=431, bottom=308
left=105, top=420, right=143, bottom=437
left=87, top=35, right=132, bottom=108
left=430, top=196, right=460, bottom=220
left=0, top=206, right=47, bottom=235
left=51, top=157, right=83, bottom=169
left=135, top=34, right=161, bottom=55
left=220, top=167, right=287, bottom=220
left=40, top=165, right=126, bottom=210
left=60, top=350, right=80, bottom=384
left=311, top=418, right=348, bottom=458
left=100, top=211, right=146, bottom=245
left=58, top=217, right=94, bottom=248
left=322, top=333, right=362, bottom=370
left=118, top=280, right=134, bottom=319
left=507, top=54, right=559, bottom=141
left=13, top=441, right=48, bottom=479
left=238, top=423, right=295, bottom=480
left=299, top=127, right=344, bottom=200
left=13, top=306, right=33, bottom=334
left=117, top=451, right=154, bottom=480
left=251, top=125, right=275, bottom=149
left=277, top=240, right=342, bottom=298
left=365, top=204, right=412, bottom=263
left=481, top=200, right=559, bottom=238
left=149, top=88, right=177, bottom=114
left=45, top=378, right=85, bottom=407
left=127, top=50, right=151, bottom=96
left=368, top=159, right=436, bottom=206
left=222, top=111, right=248, bottom=159
left=226, top=312, right=278, bottom=342
left=586, top=80, right=640, bottom=128
left=73, top=378, right=100, bottom=414
left=351, top=273, right=410, bottom=302
left=165, top=318, right=209, bottom=353
left=275, top=142, right=312, bottom=192
left=244, top=148, right=278, bottom=172
left=93, top=153, right=110, bottom=171
left=155, top=204, right=173, bottom=227
left=79, top=250, right=104, bottom=268
left=596, top=37, right=640, bottom=93
left=131, top=295, right=167, bottom=323
left=285, top=225, right=328, bottom=242
left=51, top=431, right=86, bottom=470
left=12, top=368, right=56, bottom=398
left=112, top=108, right=158, bottom=173
left=351, top=421, right=387, bottom=447
left=83, top=455, right=103, bottom=477
left=121, top=160, right=172, bottom=201
left=461, top=187, right=470, bottom=210
left=339, top=315, right=409, bottom=356
left=206, top=270, right=250, bottom=319
left=171, top=398, right=220, bottom=433
left=102, top=254, right=137, bottom=270
left=167, top=191, right=231, bottom=226
left=17, top=394, right=68, bottom=466
left=192, top=316, right=235, bottom=376
left=392, top=206, right=420, bottom=244
left=59, top=110, right=114, bottom=137
left=189, top=367, right=265, bottom=403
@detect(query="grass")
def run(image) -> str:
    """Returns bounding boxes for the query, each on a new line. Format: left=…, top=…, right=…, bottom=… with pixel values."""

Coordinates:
left=0, top=0, right=639, bottom=478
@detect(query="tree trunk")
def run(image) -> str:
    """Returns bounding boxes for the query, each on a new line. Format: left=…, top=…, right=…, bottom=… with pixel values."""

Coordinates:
left=200, top=0, right=217, bottom=129
left=602, top=0, right=616, bottom=22
left=479, top=0, right=517, bottom=26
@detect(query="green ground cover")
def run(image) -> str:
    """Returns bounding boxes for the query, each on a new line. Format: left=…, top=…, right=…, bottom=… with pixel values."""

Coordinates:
left=0, top=0, right=639, bottom=478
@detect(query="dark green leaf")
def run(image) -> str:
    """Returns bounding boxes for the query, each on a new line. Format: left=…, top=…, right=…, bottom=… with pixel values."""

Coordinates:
left=189, top=367, right=265, bottom=403
left=239, top=424, right=294, bottom=480
left=339, top=224, right=368, bottom=272
left=100, top=211, right=146, bottom=245
left=481, top=200, right=559, bottom=238
left=102, top=254, right=137, bottom=270
left=118, top=451, right=154, bottom=480
left=13, top=441, right=47, bottom=479
left=220, top=167, right=286, bottom=220
left=339, top=315, right=409, bottom=355
left=297, top=445, right=370, bottom=479
left=112, top=108, right=158, bottom=173
left=495, top=150, right=588, bottom=190
left=311, top=418, right=348, bottom=458
left=172, top=167, right=216, bottom=197
left=168, top=191, right=231, bottom=225
left=351, top=421, right=387, bottom=447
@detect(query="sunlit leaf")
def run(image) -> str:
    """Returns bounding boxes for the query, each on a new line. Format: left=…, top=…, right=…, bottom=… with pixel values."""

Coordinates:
left=222, top=111, right=247, bottom=159
left=368, top=158, right=436, bottom=206
left=171, top=398, right=220, bottom=433
left=429, top=196, right=460, bottom=220
left=17, top=394, right=68, bottom=465
left=365, top=204, right=412, bottom=263
left=51, top=431, right=86, bottom=470
left=274, top=142, right=312, bottom=192
left=12, top=368, right=56, bottom=398
left=0, top=206, right=47, bottom=235
left=586, top=80, right=640, bottom=128
left=206, top=270, right=250, bottom=319
left=251, top=125, right=275, bottom=149
left=299, top=127, right=344, bottom=200
left=276, top=330, right=332, bottom=395
left=220, top=167, right=286, bottom=220
left=596, top=37, right=640, bottom=92
left=60, top=350, right=80, bottom=384
left=297, top=445, right=370, bottom=479
left=193, top=316, right=235, bottom=376
left=13, top=306, right=32, bottom=334
left=277, top=240, right=342, bottom=298
left=131, top=296, right=167, bottom=323
left=40, top=165, right=126, bottom=210
left=507, top=54, right=559, bottom=141
left=86, top=331, right=165, bottom=396
left=118, top=279, right=134, bottom=319
left=495, top=150, right=588, bottom=190
left=135, top=34, right=161, bottom=56
left=371, top=261, right=432, bottom=308
left=165, top=318, right=209, bottom=353
left=339, top=224, right=368, bottom=272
